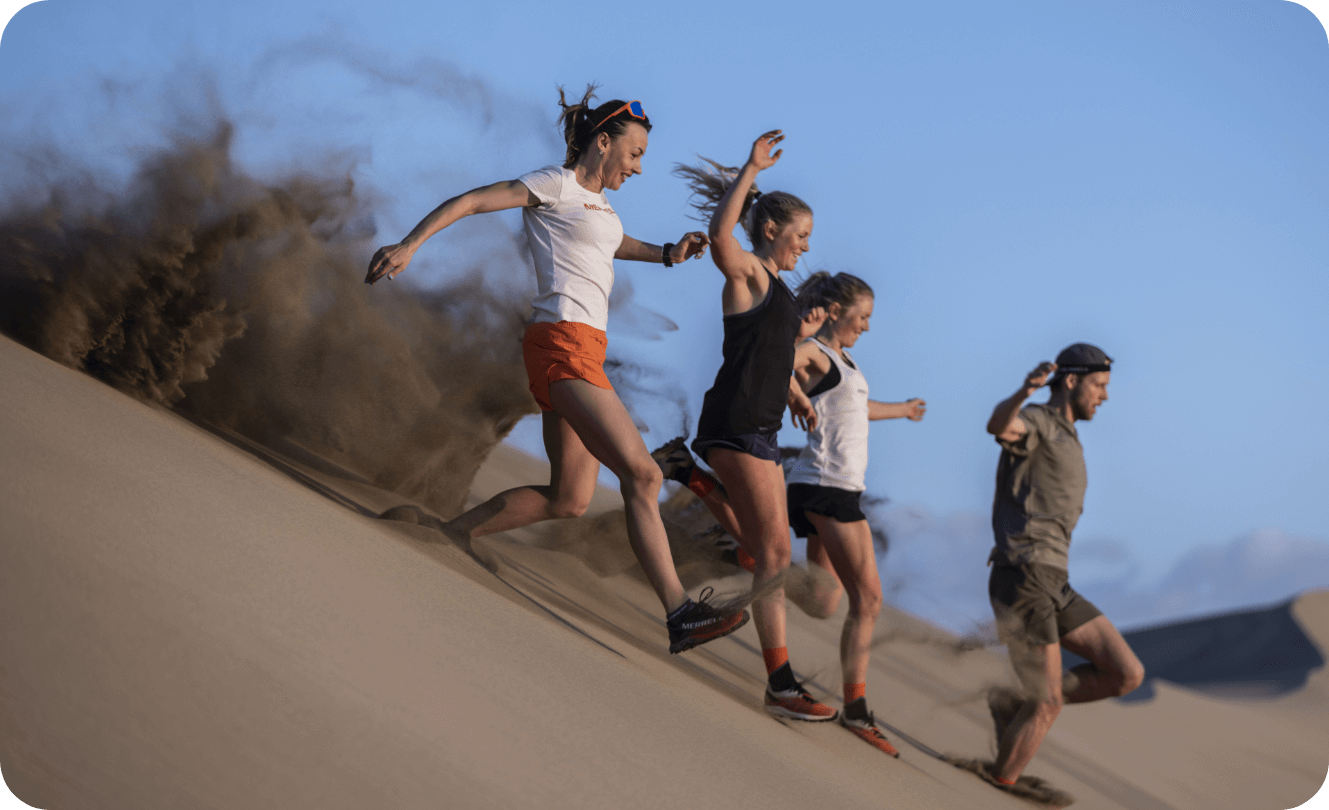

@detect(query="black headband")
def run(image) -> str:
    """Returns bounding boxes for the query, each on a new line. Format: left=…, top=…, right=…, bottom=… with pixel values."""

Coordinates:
left=1057, top=364, right=1112, bottom=374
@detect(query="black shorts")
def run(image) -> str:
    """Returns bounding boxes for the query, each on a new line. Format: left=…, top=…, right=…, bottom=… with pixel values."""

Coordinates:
left=988, top=563, right=1103, bottom=647
left=692, top=431, right=781, bottom=464
left=786, top=483, right=867, bottom=538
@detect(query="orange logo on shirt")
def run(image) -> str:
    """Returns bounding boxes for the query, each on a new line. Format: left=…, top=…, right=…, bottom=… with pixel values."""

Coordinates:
left=583, top=203, right=615, bottom=214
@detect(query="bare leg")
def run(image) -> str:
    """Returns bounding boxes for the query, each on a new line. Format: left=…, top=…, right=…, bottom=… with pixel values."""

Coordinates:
left=446, top=410, right=600, bottom=537
left=994, top=641, right=1063, bottom=782
left=801, top=534, right=844, bottom=619
left=807, top=515, right=879, bottom=685
left=706, top=449, right=790, bottom=651
left=446, top=380, right=685, bottom=612
left=1060, top=615, right=1146, bottom=703
left=698, top=485, right=750, bottom=549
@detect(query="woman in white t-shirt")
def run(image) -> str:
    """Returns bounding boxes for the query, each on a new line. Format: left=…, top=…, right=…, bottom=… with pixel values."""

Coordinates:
left=366, top=86, right=748, bottom=653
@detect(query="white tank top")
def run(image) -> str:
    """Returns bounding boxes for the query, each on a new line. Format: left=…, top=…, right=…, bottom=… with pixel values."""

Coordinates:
left=787, top=339, right=870, bottom=492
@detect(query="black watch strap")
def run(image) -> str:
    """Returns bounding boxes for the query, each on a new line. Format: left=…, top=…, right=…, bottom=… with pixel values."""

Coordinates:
left=662, top=243, right=675, bottom=268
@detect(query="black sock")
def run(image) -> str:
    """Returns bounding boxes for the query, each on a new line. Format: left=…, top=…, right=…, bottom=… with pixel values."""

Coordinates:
left=844, top=697, right=870, bottom=721
left=666, top=598, right=694, bottom=623
left=670, top=465, right=694, bottom=486
left=768, top=662, right=797, bottom=693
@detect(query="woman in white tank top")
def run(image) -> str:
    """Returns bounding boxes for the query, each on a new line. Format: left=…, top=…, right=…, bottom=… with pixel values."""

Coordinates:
left=787, top=272, right=926, bottom=754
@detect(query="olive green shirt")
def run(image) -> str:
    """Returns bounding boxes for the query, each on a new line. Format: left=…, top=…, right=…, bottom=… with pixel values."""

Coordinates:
left=990, top=402, right=1088, bottom=570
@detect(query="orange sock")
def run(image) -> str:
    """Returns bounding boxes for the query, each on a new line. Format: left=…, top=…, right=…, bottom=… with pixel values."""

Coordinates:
left=687, top=468, right=716, bottom=498
left=762, top=646, right=789, bottom=675
left=844, top=682, right=866, bottom=704
left=735, top=547, right=757, bottom=574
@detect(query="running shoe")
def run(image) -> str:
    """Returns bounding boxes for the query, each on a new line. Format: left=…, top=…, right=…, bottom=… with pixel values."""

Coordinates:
left=764, top=683, right=839, bottom=722
left=667, top=586, right=749, bottom=654
left=840, top=700, right=900, bottom=757
left=719, top=545, right=758, bottom=574
left=698, top=524, right=736, bottom=552
left=650, top=436, right=697, bottom=486
left=694, top=525, right=759, bottom=574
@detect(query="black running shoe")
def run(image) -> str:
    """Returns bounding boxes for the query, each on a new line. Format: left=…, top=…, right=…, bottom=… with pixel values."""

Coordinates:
left=651, top=436, right=697, bottom=486
left=667, top=586, right=749, bottom=654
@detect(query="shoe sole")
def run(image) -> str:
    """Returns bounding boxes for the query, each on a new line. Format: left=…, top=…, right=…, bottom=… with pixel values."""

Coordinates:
left=668, top=610, right=750, bottom=654
left=765, top=703, right=839, bottom=723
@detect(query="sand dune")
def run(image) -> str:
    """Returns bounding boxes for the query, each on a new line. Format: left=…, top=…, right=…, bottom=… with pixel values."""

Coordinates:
left=1, top=334, right=1326, bottom=810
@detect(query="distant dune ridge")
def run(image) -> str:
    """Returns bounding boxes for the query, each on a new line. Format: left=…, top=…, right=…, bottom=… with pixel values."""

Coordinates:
left=1068, top=597, right=1327, bottom=702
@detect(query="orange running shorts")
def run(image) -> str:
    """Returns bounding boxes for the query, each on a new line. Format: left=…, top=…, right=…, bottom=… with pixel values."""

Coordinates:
left=522, top=321, right=614, bottom=412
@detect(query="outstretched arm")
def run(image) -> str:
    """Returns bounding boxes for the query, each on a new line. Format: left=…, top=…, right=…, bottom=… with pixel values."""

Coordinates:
left=616, top=232, right=709, bottom=263
left=986, top=362, right=1056, bottom=440
left=868, top=398, right=927, bottom=421
left=707, top=130, right=784, bottom=281
left=366, top=180, right=536, bottom=284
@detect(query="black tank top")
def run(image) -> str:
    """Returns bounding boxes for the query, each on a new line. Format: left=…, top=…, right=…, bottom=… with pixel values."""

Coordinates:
left=697, top=270, right=800, bottom=437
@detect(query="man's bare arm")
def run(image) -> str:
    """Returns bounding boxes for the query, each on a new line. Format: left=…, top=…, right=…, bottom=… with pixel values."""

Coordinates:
left=986, top=362, right=1056, bottom=441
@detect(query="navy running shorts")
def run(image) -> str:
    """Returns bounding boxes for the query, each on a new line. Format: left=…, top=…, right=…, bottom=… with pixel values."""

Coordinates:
left=691, top=431, right=781, bottom=464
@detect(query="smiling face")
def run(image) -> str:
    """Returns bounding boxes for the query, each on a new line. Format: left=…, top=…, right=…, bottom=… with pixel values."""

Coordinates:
left=1068, top=370, right=1111, bottom=421
left=828, top=294, right=873, bottom=349
left=596, top=121, right=648, bottom=191
left=760, top=211, right=813, bottom=272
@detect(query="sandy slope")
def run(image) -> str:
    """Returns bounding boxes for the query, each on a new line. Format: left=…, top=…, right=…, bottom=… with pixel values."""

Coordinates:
left=0, top=334, right=1325, bottom=810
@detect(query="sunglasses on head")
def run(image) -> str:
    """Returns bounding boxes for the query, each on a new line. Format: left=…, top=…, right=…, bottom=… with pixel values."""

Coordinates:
left=591, top=100, right=645, bottom=132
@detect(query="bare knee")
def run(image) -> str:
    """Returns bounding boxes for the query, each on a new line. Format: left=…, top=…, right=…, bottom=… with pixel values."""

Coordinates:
left=1117, top=660, right=1146, bottom=696
left=755, top=534, right=791, bottom=573
left=548, top=492, right=593, bottom=519
left=848, top=586, right=882, bottom=622
left=807, top=585, right=842, bottom=619
left=618, top=459, right=663, bottom=499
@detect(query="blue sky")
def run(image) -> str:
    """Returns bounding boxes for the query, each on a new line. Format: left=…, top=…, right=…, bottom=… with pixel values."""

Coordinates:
left=2, top=0, right=1328, bottom=634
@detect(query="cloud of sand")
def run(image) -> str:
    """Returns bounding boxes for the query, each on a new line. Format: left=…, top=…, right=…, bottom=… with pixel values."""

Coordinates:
left=0, top=52, right=708, bottom=525
left=0, top=116, right=540, bottom=518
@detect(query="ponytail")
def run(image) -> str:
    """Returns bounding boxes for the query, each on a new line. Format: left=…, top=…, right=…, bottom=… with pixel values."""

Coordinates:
left=673, top=159, right=810, bottom=248
left=556, top=84, right=652, bottom=169
left=794, top=271, right=873, bottom=315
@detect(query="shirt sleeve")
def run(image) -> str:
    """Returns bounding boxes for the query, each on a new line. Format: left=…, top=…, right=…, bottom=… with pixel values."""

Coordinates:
left=516, top=166, right=563, bottom=210
left=995, top=405, right=1044, bottom=456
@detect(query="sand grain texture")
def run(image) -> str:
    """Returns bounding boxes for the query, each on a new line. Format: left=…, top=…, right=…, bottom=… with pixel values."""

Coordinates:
left=1, top=335, right=1326, bottom=810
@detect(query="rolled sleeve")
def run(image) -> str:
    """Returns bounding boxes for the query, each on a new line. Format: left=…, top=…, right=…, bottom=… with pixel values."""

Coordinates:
left=996, top=406, right=1045, bottom=457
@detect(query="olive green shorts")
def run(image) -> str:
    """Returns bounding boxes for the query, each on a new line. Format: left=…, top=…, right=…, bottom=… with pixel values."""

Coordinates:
left=988, top=563, right=1102, bottom=647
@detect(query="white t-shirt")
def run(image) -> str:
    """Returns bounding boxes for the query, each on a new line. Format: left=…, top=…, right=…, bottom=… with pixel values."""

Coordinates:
left=517, top=165, right=624, bottom=332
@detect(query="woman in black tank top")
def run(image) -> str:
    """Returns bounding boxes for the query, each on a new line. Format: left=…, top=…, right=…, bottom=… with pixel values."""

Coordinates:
left=665, top=131, right=839, bottom=721
left=694, top=266, right=800, bottom=442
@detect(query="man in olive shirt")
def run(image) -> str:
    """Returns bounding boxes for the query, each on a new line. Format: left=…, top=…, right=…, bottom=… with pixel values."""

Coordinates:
left=982, top=343, right=1145, bottom=790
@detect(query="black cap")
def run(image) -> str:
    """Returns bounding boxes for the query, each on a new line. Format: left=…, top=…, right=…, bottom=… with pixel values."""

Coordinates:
left=1055, top=343, right=1113, bottom=375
